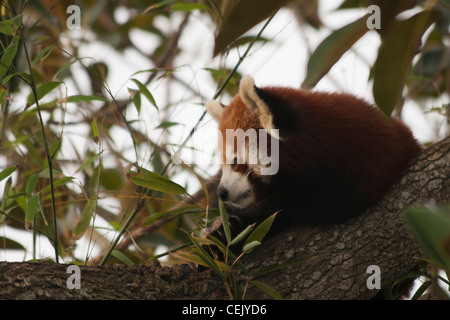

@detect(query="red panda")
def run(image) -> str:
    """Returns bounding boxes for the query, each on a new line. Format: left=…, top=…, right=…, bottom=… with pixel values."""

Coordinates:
left=205, top=76, right=422, bottom=232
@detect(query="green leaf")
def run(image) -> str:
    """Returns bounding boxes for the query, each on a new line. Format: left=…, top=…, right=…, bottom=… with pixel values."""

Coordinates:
left=1, top=177, right=13, bottom=222
left=204, top=234, right=228, bottom=254
left=302, top=14, right=369, bottom=89
left=128, top=88, right=141, bottom=115
left=91, top=118, right=99, bottom=143
left=38, top=168, right=62, bottom=179
left=0, top=36, right=20, bottom=80
left=75, top=152, right=101, bottom=174
left=188, top=234, right=227, bottom=281
left=40, top=176, right=74, bottom=194
left=130, top=78, right=158, bottom=110
left=31, top=46, right=55, bottom=68
left=0, top=19, right=15, bottom=36
left=127, top=170, right=186, bottom=195
left=242, top=240, right=261, bottom=253
left=0, top=166, right=17, bottom=182
left=336, top=0, right=365, bottom=10
left=0, top=15, right=21, bottom=30
left=73, top=198, right=97, bottom=239
left=111, top=250, right=135, bottom=266
left=99, top=168, right=123, bottom=191
left=170, top=3, right=207, bottom=12
left=141, top=205, right=203, bottom=227
left=404, top=206, right=450, bottom=272
left=213, top=0, right=291, bottom=56
left=1, top=72, right=31, bottom=85
left=27, top=81, right=63, bottom=106
left=171, top=250, right=231, bottom=274
left=65, top=95, right=108, bottom=103
left=411, top=280, right=432, bottom=300
left=25, top=194, right=40, bottom=231
left=244, top=211, right=278, bottom=246
left=372, top=9, right=439, bottom=115
left=227, top=36, right=270, bottom=50
left=156, top=121, right=181, bottom=129
left=251, top=280, right=284, bottom=300
left=0, top=237, right=25, bottom=250
left=172, top=150, right=210, bottom=206
left=218, top=197, right=231, bottom=245
left=170, top=251, right=209, bottom=267
left=229, top=224, right=254, bottom=247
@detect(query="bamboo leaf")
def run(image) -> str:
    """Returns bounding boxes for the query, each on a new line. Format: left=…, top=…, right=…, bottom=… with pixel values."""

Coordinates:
left=170, top=3, right=207, bottom=12
left=127, top=170, right=186, bottom=195
left=31, top=46, right=55, bottom=67
left=25, top=194, right=40, bottom=231
left=372, top=9, right=438, bottom=115
left=244, top=211, right=278, bottom=246
left=128, top=88, right=141, bottom=115
left=404, top=206, right=450, bottom=272
left=40, top=176, right=74, bottom=194
left=242, top=240, right=261, bottom=253
left=0, top=15, right=22, bottom=35
left=91, top=118, right=99, bottom=143
left=411, top=280, right=432, bottom=300
left=27, top=81, right=63, bottom=106
left=0, top=237, right=25, bottom=250
left=251, top=280, right=284, bottom=300
left=111, top=250, right=135, bottom=266
left=150, top=243, right=190, bottom=261
left=205, top=234, right=228, bottom=255
left=0, top=36, right=20, bottom=80
left=75, top=152, right=101, bottom=174
left=130, top=78, right=158, bottom=110
left=73, top=198, right=97, bottom=239
left=141, top=205, right=203, bottom=227
left=169, top=251, right=209, bottom=267
left=0, top=166, right=17, bottom=182
left=213, top=0, right=291, bottom=56
left=156, top=121, right=181, bottom=129
left=170, top=250, right=231, bottom=273
left=218, top=197, right=231, bottom=245
left=302, top=14, right=369, bottom=89
left=65, top=95, right=108, bottom=103
left=229, top=224, right=254, bottom=247
left=38, top=168, right=62, bottom=179
left=189, top=234, right=227, bottom=281
left=172, top=149, right=210, bottom=206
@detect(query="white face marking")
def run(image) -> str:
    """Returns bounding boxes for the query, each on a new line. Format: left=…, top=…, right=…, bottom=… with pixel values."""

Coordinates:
left=220, top=133, right=256, bottom=207
left=218, top=128, right=277, bottom=207
left=219, top=165, right=255, bottom=208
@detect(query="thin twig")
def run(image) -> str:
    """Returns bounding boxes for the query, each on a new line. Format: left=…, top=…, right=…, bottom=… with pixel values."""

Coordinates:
left=21, top=32, right=60, bottom=263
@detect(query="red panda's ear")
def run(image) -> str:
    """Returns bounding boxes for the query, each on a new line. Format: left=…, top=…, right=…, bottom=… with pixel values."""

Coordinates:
left=205, top=100, right=224, bottom=122
left=239, top=76, right=280, bottom=139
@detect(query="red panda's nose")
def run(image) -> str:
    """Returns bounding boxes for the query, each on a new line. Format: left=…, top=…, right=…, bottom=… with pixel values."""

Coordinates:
left=218, top=187, right=229, bottom=202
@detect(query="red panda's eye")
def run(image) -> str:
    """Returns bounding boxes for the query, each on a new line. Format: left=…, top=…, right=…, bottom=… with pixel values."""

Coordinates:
left=231, top=157, right=237, bottom=169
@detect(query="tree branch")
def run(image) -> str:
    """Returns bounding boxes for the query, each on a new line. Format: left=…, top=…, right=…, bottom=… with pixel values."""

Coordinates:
left=1, top=137, right=449, bottom=300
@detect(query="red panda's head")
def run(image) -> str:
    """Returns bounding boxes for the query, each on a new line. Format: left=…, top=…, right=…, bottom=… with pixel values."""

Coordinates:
left=205, top=76, right=280, bottom=209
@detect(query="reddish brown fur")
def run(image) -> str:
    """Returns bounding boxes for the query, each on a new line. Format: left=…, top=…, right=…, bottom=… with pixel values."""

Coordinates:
left=217, top=85, right=422, bottom=224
